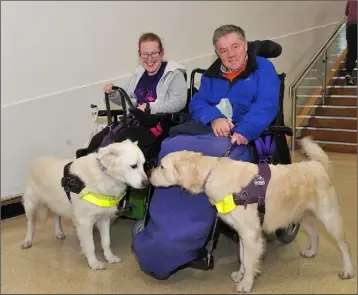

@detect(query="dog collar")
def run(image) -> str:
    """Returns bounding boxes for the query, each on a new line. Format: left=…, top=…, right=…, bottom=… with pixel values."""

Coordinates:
left=79, top=190, right=126, bottom=207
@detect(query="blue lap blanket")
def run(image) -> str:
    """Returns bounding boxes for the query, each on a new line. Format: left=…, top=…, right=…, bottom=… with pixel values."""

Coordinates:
left=131, top=133, right=251, bottom=278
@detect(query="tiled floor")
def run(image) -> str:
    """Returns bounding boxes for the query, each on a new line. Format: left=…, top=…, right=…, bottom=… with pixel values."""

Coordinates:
left=1, top=152, right=357, bottom=294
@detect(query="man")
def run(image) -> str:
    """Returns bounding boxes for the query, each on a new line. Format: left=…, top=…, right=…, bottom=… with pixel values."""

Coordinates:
left=344, top=0, right=357, bottom=85
left=132, top=25, right=280, bottom=279
left=190, top=24, right=280, bottom=144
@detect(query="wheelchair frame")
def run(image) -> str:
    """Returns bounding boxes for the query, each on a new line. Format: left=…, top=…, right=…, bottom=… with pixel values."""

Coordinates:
left=185, top=68, right=300, bottom=271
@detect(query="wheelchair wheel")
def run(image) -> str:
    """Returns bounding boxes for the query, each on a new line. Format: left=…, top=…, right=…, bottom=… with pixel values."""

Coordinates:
left=131, top=220, right=145, bottom=238
left=275, top=222, right=300, bottom=244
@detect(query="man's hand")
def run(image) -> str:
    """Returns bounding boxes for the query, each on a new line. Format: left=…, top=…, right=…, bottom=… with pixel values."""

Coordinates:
left=231, top=133, right=248, bottom=145
left=137, top=104, right=146, bottom=111
left=211, top=118, right=234, bottom=137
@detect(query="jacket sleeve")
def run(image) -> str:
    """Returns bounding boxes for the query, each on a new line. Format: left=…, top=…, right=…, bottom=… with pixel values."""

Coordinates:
left=233, top=59, right=280, bottom=142
left=149, top=71, right=187, bottom=114
left=189, top=76, right=226, bottom=125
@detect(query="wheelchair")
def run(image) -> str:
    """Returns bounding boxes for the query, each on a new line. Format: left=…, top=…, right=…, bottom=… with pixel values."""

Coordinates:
left=76, top=77, right=190, bottom=222
left=185, top=68, right=300, bottom=271
left=131, top=56, right=300, bottom=274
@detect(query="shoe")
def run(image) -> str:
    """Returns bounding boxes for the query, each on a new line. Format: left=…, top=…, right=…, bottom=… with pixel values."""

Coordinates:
left=345, top=75, right=355, bottom=85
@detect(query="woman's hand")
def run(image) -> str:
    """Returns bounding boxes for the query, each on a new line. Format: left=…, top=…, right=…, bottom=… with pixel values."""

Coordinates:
left=104, top=83, right=114, bottom=94
left=137, top=104, right=146, bottom=112
left=211, top=118, right=234, bottom=137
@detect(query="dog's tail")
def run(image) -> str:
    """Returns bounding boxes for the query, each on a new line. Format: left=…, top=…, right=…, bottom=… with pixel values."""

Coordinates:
left=300, top=136, right=331, bottom=175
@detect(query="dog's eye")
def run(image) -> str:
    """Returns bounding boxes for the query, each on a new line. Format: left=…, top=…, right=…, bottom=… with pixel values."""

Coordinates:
left=130, top=164, right=138, bottom=169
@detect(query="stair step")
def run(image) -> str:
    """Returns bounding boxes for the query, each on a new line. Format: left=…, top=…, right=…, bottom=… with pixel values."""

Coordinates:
left=314, top=106, right=357, bottom=117
left=298, top=128, right=357, bottom=143
left=294, top=139, right=357, bottom=154
left=297, top=105, right=357, bottom=116
left=331, top=78, right=357, bottom=86
left=313, top=140, right=357, bottom=154
left=328, top=86, right=357, bottom=96
left=299, top=117, right=357, bottom=129
left=320, top=144, right=357, bottom=154
left=324, top=96, right=357, bottom=106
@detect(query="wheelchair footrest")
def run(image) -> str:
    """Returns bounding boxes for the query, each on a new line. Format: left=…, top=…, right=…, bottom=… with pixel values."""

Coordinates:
left=188, top=248, right=214, bottom=271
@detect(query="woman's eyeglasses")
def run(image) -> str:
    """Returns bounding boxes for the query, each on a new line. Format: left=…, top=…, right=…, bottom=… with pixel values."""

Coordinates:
left=140, top=51, right=161, bottom=59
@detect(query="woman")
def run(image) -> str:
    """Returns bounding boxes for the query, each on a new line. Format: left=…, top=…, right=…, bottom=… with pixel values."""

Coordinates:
left=81, top=32, right=187, bottom=157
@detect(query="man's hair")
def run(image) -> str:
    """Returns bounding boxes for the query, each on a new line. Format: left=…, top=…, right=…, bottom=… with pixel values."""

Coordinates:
left=138, top=32, right=163, bottom=51
left=212, top=25, right=246, bottom=49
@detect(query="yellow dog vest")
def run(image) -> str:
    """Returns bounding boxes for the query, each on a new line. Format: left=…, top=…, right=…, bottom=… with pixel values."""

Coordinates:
left=80, top=190, right=126, bottom=207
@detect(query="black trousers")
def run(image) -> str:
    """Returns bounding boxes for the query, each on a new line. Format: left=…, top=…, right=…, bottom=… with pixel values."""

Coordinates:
left=345, top=23, right=357, bottom=76
left=85, top=125, right=157, bottom=157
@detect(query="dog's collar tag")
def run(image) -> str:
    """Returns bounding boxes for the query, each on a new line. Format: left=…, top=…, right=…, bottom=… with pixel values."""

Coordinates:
left=79, top=190, right=126, bottom=207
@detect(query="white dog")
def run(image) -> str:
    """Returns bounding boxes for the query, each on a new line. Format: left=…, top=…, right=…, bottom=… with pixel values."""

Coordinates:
left=149, top=137, right=354, bottom=292
left=21, top=139, right=148, bottom=270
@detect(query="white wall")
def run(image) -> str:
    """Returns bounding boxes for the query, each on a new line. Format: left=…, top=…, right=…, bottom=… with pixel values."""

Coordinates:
left=1, top=1, right=345, bottom=198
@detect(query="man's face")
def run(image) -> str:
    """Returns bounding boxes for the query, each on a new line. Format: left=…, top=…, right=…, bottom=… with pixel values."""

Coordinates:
left=216, top=32, right=248, bottom=72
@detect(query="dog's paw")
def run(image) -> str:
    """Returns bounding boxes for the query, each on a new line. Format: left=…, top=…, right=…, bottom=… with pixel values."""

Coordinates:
left=231, top=270, right=244, bottom=283
left=22, top=241, right=32, bottom=249
left=89, top=260, right=105, bottom=270
left=339, top=269, right=354, bottom=280
left=56, top=233, right=66, bottom=240
left=105, top=254, right=121, bottom=264
left=300, top=248, right=316, bottom=258
left=235, top=280, right=253, bottom=293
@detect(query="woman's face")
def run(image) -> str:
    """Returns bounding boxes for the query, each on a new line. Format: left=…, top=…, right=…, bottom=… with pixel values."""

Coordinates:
left=139, top=41, right=164, bottom=75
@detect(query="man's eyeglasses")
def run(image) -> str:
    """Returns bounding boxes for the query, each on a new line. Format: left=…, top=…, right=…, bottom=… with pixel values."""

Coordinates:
left=140, top=51, right=161, bottom=59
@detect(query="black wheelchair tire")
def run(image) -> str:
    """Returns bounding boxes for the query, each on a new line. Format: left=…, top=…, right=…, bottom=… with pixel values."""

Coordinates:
left=275, top=222, right=300, bottom=244
left=131, top=220, right=145, bottom=239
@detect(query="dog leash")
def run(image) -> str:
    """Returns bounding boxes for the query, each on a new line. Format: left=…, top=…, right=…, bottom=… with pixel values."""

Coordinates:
left=223, top=131, right=235, bottom=157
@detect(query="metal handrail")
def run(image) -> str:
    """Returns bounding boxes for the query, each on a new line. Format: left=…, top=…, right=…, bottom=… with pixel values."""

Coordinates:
left=289, top=17, right=347, bottom=97
left=289, top=17, right=347, bottom=151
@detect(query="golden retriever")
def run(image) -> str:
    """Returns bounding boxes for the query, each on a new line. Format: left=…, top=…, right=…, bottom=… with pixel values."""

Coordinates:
left=21, top=139, right=148, bottom=270
left=149, top=137, right=354, bottom=292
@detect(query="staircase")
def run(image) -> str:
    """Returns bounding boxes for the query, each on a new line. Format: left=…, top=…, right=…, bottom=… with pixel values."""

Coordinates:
left=290, top=18, right=357, bottom=154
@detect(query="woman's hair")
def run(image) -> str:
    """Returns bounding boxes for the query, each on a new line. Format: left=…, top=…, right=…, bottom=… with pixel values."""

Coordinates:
left=138, top=32, right=163, bottom=51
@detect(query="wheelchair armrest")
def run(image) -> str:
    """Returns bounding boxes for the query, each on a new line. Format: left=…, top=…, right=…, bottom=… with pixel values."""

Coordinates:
left=263, top=125, right=293, bottom=136
left=97, top=109, right=124, bottom=117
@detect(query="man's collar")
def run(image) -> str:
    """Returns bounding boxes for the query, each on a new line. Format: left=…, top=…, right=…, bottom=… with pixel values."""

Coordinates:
left=204, top=50, right=258, bottom=80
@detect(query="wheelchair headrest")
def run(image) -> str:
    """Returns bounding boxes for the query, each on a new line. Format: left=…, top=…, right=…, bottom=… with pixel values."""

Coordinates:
left=248, top=40, right=282, bottom=59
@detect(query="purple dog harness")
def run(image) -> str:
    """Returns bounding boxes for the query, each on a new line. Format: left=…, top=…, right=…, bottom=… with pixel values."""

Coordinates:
left=232, top=163, right=271, bottom=225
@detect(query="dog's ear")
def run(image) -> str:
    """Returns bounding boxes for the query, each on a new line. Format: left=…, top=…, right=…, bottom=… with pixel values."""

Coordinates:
left=97, top=145, right=117, bottom=170
left=134, top=141, right=138, bottom=145
left=174, top=157, right=205, bottom=194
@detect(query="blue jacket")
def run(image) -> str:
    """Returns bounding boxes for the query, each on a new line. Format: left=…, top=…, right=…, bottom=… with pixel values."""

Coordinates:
left=189, top=52, right=280, bottom=142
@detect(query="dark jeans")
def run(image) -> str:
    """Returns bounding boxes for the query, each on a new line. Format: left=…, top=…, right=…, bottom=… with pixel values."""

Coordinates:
left=345, top=23, right=357, bottom=76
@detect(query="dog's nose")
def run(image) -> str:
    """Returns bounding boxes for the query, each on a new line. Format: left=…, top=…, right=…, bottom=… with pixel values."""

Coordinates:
left=141, top=178, right=149, bottom=187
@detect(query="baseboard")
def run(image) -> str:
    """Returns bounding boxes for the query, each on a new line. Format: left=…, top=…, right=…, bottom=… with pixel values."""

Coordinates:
left=1, top=201, right=25, bottom=220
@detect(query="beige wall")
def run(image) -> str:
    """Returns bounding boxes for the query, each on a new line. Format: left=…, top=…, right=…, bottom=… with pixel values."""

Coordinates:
left=1, top=1, right=345, bottom=197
